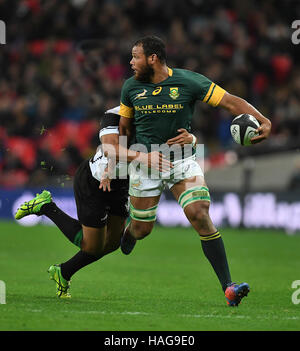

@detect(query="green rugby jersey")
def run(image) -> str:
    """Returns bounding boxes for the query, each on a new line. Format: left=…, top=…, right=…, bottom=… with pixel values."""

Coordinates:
left=120, top=68, right=226, bottom=156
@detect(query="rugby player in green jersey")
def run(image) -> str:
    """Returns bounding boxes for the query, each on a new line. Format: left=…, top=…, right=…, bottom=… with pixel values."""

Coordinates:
left=117, top=35, right=272, bottom=306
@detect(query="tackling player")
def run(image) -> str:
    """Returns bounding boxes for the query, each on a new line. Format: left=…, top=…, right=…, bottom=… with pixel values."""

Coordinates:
left=117, top=35, right=272, bottom=306
left=14, top=106, right=192, bottom=298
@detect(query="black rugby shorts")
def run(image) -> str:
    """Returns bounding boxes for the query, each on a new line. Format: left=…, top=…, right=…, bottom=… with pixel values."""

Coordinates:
left=73, top=160, right=129, bottom=228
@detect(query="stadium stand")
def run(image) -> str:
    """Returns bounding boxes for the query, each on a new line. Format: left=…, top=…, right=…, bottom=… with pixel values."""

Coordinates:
left=0, top=0, right=299, bottom=187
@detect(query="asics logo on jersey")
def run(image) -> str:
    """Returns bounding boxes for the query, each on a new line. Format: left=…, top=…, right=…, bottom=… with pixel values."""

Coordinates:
left=134, top=89, right=148, bottom=100
left=152, top=86, right=162, bottom=95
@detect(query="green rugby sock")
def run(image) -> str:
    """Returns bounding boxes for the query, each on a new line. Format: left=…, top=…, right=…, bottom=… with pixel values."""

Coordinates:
left=200, top=231, right=232, bottom=291
left=40, top=202, right=83, bottom=248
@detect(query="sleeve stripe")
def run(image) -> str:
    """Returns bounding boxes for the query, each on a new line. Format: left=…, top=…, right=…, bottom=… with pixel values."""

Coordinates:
left=120, top=102, right=134, bottom=118
left=206, top=84, right=216, bottom=104
left=203, top=83, right=215, bottom=103
left=203, top=83, right=226, bottom=107
left=208, top=85, right=226, bottom=107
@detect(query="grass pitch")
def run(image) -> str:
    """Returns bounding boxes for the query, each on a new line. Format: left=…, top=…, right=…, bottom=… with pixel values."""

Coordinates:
left=0, top=220, right=299, bottom=331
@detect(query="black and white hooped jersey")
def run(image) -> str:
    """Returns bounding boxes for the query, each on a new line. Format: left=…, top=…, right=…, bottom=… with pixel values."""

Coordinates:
left=89, top=106, right=127, bottom=181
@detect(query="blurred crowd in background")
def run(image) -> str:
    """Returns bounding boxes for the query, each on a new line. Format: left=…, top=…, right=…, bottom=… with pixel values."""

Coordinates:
left=0, top=0, right=299, bottom=187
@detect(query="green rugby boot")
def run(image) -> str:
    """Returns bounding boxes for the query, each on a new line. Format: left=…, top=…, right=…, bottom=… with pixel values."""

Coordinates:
left=48, top=264, right=71, bottom=298
left=15, top=190, right=52, bottom=220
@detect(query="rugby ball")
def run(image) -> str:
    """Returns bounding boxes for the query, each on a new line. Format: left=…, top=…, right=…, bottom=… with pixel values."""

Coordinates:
left=230, top=114, right=260, bottom=146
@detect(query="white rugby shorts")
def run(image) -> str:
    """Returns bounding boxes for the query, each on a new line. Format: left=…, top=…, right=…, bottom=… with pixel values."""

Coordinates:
left=128, top=155, right=204, bottom=197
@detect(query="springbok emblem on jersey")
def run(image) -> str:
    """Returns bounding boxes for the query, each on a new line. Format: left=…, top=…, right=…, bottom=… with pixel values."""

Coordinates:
left=134, top=89, right=148, bottom=100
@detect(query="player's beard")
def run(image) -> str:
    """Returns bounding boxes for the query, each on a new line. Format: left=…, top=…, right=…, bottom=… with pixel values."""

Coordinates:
left=134, top=62, right=154, bottom=83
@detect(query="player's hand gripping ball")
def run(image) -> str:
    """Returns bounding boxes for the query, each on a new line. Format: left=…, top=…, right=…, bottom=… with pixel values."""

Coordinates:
left=230, top=114, right=260, bottom=146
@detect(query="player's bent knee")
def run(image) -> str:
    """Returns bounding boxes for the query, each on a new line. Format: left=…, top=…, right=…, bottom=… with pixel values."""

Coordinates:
left=103, top=241, right=120, bottom=255
left=81, top=242, right=104, bottom=258
left=81, top=226, right=106, bottom=258
left=185, top=203, right=210, bottom=223
left=129, top=203, right=157, bottom=239
left=130, top=220, right=154, bottom=239
left=178, top=186, right=211, bottom=223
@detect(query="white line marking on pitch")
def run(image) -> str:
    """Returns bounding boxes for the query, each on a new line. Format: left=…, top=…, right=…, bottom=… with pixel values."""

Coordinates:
left=25, top=309, right=300, bottom=321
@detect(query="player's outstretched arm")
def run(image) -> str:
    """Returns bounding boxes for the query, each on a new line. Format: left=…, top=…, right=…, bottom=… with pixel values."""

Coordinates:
left=218, top=92, right=272, bottom=144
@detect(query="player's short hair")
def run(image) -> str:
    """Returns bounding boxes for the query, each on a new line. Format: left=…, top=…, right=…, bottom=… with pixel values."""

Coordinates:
left=133, top=35, right=166, bottom=63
